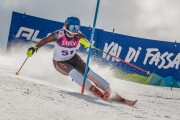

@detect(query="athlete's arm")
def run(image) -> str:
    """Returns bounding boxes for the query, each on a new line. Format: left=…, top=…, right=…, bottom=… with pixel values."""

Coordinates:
left=26, top=31, right=59, bottom=57
left=36, top=31, right=58, bottom=48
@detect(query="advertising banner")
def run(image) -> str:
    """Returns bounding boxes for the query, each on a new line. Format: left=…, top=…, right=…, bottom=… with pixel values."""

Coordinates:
left=8, top=12, right=180, bottom=86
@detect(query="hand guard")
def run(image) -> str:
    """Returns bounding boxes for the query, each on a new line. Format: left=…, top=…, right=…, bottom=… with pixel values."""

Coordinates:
left=79, top=38, right=94, bottom=49
left=26, top=46, right=38, bottom=57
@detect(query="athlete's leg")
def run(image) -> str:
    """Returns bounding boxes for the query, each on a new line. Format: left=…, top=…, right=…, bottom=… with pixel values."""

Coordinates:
left=58, top=55, right=133, bottom=102
left=69, top=54, right=110, bottom=92
left=53, top=60, right=73, bottom=75
left=53, top=60, right=92, bottom=90
left=69, top=69, right=107, bottom=100
left=53, top=60, right=105, bottom=99
left=69, top=54, right=111, bottom=99
left=68, top=54, right=87, bottom=74
left=87, top=70, right=110, bottom=93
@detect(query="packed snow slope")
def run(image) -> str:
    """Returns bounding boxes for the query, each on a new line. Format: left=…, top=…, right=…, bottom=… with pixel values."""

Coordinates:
left=0, top=47, right=180, bottom=120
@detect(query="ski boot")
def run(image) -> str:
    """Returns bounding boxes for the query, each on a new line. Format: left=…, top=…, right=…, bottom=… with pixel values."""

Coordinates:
left=89, top=85, right=110, bottom=101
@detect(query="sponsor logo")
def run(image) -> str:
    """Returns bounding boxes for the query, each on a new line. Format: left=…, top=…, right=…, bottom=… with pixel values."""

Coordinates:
left=62, top=40, right=77, bottom=46
left=104, top=42, right=180, bottom=70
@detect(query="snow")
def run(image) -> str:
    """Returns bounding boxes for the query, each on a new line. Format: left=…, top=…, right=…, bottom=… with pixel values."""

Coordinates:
left=0, top=49, right=180, bottom=120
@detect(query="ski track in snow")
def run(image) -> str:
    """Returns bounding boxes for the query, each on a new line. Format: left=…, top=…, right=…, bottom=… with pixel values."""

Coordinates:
left=0, top=53, right=180, bottom=120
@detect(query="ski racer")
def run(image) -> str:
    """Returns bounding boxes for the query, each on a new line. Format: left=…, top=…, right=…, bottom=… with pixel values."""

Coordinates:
left=26, top=16, right=137, bottom=106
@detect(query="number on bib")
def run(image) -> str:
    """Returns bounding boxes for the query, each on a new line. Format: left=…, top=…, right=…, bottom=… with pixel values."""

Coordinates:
left=62, top=50, right=74, bottom=56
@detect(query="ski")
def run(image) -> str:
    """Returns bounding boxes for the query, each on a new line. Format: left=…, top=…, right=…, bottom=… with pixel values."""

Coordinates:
left=116, top=99, right=138, bottom=107
left=110, top=93, right=138, bottom=107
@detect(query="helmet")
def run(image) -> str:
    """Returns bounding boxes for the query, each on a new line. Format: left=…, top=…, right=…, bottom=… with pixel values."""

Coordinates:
left=64, top=16, right=81, bottom=32
left=64, top=16, right=81, bottom=36
left=65, top=16, right=80, bottom=26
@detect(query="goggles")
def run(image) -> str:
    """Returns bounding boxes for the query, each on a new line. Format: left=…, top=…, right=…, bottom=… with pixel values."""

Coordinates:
left=68, top=25, right=80, bottom=31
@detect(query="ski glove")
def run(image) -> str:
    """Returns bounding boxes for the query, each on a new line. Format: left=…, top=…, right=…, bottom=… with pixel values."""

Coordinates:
left=79, top=38, right=94, bottom=49
left=26, top=46, right=38, bottom=57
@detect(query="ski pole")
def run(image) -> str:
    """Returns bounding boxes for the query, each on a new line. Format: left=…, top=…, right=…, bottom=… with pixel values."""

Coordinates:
left=93, top=46, right=150, bottom=75
left=82, top=0, right=101, bottom=94
left=15, top=57, right=29, bottom=75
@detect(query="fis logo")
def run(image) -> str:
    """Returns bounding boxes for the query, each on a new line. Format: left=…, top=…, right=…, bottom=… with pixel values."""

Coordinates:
left=15, top=27, right=54, bottom=45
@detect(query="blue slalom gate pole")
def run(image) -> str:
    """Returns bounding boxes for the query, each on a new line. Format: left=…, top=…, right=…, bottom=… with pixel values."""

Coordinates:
left=81, top=0, right=101, bottom=94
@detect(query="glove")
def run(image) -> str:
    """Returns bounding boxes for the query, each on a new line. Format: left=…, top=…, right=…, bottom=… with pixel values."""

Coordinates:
left=26, top=46, right=38, bottom=57
left=79, top=38, right=94, bottom=49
